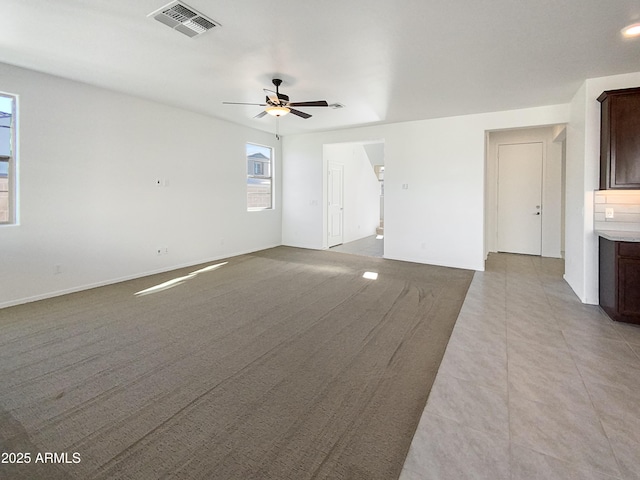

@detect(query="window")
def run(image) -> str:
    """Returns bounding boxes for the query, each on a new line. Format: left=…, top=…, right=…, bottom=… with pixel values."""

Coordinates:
left=246, top=143, right=273, bottom=210
left=0, top=93, right=16, bottom=224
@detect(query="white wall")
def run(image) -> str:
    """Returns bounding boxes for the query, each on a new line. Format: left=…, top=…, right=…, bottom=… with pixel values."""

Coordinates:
left=485, top=127, right=564, bottom=258
left=283, top=104, right=569, bottom=272
left=324, top=142, right=380, bottom=243
left=565, top=82, right=588, bottom=301
left=564, top=71, right=640, bottom=304
left=2, top=60, right=629, bottom=308
left=0, top=62, right=282, bottom=308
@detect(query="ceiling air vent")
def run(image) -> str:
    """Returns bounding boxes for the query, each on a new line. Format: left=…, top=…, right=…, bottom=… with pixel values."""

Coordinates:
left=149, top=1, right=220, bottom=38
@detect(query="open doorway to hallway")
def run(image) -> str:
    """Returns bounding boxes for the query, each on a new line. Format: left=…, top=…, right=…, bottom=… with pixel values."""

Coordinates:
left=324, top=140, right=385, bottom=258
left=485, top=125, right=566, bottom=260
left=329, top=235, right=384, bottom=257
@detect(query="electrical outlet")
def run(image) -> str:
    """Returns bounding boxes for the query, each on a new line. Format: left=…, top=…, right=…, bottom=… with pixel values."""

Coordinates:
left=605, top=207, right=614, bottom=219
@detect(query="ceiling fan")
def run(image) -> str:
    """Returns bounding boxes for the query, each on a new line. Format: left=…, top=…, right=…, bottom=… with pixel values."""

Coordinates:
left=223, top=79, right=329, bottom=119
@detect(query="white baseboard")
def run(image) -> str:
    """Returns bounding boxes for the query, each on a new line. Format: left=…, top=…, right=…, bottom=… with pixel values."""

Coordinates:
left=0, top=243, right=282, bottom=309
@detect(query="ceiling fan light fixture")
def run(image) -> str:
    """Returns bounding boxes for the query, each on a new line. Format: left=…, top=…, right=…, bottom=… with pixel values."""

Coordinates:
left=622, top=23, right=640, bottom=38
left=266, top=106, right=290, bottom=117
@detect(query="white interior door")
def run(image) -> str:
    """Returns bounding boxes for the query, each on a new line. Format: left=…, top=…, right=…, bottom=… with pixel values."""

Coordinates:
left=497, top=142, right=543, bottom=255
left=328, top=162, right=344, bottom=247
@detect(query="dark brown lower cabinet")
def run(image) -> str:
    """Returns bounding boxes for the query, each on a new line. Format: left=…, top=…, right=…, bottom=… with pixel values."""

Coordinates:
left=599, top=237, right=640, bottom=324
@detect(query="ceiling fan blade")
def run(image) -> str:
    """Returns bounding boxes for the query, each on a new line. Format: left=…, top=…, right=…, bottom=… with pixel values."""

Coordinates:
left=223, top=102, right=267, bottom=106
left=288, top=100, right=329, bottom=107
left=289, top=108, right=312, bottom=119
left=263, top=89, right=289, bottom=104
left=265, top=93, right=279, bottom=105
left=254, top=111, right=268, bottom=119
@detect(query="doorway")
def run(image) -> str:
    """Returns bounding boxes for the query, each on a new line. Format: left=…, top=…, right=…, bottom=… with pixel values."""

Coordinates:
left=323, top=141, right=385, bottom=257
left=485, top=126, right=565, bottom=259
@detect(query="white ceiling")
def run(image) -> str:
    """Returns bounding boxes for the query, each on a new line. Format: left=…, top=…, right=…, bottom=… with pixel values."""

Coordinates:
left=1, top=0, right=639, bottom=136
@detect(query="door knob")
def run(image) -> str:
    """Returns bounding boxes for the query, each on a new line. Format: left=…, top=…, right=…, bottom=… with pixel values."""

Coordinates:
left=534, top=212, right=540, bottom=215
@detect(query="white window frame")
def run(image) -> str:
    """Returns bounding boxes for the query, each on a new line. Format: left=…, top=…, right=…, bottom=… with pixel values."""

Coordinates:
left=0, top=92, right=17, bottom=226
left=246, top=143, right=273, bottom=211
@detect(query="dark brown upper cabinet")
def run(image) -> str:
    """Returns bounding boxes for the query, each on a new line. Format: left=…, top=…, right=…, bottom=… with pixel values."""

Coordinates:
left=598, top=87, right=640, bottom=190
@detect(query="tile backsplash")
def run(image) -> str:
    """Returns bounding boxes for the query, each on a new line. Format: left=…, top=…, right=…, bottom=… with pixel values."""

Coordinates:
left=594, top=190, right=640, bottom=231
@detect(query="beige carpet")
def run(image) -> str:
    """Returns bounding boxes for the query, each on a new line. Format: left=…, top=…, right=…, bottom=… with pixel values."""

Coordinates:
left=0, top=247, right=472, bottom=479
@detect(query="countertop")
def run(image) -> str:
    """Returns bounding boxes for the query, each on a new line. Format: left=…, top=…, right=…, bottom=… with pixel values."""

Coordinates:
left=597, top=230, right=640, bottom=242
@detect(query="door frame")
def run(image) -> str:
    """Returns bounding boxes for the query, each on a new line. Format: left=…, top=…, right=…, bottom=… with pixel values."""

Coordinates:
left=327, top=161, right=344, bottom=247
left=484, top=126, right=566, bottom=260
left=322, top=140, right=385, bottom=250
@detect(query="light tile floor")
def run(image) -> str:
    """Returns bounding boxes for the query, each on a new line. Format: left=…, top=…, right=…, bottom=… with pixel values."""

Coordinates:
left=328, top=235, right=384, bottom=258
left=400, top=253, right=640, bottom=480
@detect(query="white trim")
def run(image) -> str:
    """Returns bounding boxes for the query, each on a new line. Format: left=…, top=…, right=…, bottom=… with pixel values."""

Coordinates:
left=0, top=243, right=281, bottom=309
